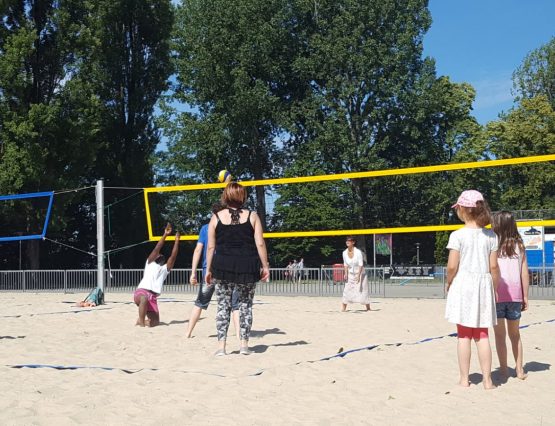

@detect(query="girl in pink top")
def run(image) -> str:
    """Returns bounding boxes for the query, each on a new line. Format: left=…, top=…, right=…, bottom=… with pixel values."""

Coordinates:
left=491, top=211, right=530, bottom=380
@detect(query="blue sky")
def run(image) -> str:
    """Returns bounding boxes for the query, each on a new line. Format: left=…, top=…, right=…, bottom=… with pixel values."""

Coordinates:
left=424, top=0, right=555, bottom=124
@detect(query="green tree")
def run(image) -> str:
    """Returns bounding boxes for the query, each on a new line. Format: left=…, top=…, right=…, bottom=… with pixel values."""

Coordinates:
left=505, top=37, right=555, bottom=212
left=513, top=37, right=555, bottom=109
left=486, top=95, right=555, bottom=211
left=0, top=0, right=100, bottom=268
left=161, top=0, right=306, bottom=228
left=277, top=0, right=479, bottom=263
left=0, top=0, right=173, bottom=268
left=79, top=0, right=174, bottom=266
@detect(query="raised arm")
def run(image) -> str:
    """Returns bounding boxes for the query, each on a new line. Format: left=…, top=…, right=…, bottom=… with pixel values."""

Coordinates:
left=165, top=232, right=180, bottom=271
left=147, top=223, right=172, bottom=263
left=252, top=212, right=270, bottom=281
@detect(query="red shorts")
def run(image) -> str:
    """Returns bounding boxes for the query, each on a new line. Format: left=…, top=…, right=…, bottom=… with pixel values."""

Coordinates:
left=457, top=324, right=488, bottom=340
left=133, top=288, right=159, bottom=313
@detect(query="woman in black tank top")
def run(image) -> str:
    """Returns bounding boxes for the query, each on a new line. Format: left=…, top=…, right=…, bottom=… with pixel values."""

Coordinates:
left=205, top=182, right=270, bottom=356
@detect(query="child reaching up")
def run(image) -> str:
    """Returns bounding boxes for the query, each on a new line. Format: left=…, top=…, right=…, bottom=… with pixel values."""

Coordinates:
left=134, top=223, right=180, bottom=327
left=491, top=211, right=529, bottom=380
left=445, top=190, right=500, bottom=390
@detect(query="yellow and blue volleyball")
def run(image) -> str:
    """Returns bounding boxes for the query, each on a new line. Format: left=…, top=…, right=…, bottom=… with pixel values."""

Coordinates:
left=217, top=169, right=232, bottom=183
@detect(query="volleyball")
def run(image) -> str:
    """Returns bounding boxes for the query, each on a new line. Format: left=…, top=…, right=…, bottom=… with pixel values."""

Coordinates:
left=217, top=169, right=232, bottom=183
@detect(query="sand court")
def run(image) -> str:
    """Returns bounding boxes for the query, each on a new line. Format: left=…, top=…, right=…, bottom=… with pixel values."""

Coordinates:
left=1, top=293, right=554, bottom=425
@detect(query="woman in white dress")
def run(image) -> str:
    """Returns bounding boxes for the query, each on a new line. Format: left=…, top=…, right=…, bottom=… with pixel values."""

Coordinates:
left=341, top=236, right=371, bottom=312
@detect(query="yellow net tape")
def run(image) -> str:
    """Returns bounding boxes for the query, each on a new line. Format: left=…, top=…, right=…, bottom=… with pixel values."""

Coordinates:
left=144, top=154, right=555, bottom=240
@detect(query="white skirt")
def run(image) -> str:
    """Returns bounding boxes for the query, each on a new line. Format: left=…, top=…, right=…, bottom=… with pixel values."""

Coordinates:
left=445, top=271, right=497, bottom=328
left=342, top=271, right=371, bottom=304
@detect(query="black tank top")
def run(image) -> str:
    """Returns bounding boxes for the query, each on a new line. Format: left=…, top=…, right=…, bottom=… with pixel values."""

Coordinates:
left=214, top=209, right=257, bottom=256
left=211, top=209, right=261, bottom=283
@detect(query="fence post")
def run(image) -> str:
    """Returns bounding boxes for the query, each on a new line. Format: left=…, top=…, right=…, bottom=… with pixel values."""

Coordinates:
left=382, top=267, right=386, bottom=298
left=22, top=270, right=26, bottom=292
left=318, top=266, right=322, bottom=296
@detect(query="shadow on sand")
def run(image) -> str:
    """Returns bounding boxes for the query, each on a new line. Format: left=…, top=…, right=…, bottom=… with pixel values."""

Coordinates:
left=209, top=327, right=287, bottom=339
left=227, top=340, right=309, bottom=355
left=474, top=361, right=551, bottom=386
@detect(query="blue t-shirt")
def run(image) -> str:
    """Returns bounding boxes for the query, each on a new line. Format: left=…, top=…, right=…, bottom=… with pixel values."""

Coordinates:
left=198, top=224, right=209, bottom=272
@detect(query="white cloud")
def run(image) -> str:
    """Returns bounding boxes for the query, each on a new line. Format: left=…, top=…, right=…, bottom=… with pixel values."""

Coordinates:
left=471, top=73, right=514, bottom=110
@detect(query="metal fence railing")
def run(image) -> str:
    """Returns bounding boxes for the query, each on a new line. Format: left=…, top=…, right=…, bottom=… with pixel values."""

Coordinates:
left=1, top=266, right=553, bottom=299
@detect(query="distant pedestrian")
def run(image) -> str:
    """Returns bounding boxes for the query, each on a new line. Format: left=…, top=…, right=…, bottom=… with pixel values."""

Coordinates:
left=297, top=258, right=304, bottom=283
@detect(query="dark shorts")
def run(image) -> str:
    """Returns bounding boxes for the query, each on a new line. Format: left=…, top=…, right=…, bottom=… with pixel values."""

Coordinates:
left=496, top=302, right=522, bottom=321
left=194, top=282, right=239, bottom=311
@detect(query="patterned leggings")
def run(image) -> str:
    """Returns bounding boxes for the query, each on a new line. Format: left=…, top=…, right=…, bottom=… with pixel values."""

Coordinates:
left=215, top=279, right=256, bottom=341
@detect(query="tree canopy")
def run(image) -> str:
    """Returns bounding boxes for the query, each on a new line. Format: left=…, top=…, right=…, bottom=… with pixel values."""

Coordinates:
left=1, top=0, right=553, bottom=269
left=0, top=0, right=173, bottom=268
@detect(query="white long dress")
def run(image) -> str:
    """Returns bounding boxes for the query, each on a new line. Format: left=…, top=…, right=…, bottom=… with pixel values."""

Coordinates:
left=444, top=228, right=498, bottom=328
left=342, top=247, right=371, bottom=304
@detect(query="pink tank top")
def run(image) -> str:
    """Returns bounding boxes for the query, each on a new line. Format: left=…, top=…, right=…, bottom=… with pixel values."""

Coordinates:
left=497, top=248, right=523, bottom=303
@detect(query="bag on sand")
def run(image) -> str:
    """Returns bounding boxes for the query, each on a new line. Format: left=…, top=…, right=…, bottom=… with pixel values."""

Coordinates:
left=83, top=287, right=104, bottom=305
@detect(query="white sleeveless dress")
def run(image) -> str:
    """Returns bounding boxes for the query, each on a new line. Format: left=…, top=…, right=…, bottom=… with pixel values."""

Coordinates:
left=445, top=228, right=498, bottom=328
left=342, top=247, right=371, bottom=304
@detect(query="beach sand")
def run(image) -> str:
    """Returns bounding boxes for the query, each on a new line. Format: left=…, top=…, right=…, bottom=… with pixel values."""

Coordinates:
left=1, top=293, right=554, bottom=425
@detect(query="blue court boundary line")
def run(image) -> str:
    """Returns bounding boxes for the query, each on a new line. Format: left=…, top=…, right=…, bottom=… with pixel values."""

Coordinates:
left=1, top=307, right=113, bottom=318
left=7, top=364, right=227, bottom=377
left=0, top=191, right=54, bottom=242
left=5, top=318, right=554, bottom=378
left=1, top=298, right=265, bottom=318
left=317, top=317, right=555, bottom=362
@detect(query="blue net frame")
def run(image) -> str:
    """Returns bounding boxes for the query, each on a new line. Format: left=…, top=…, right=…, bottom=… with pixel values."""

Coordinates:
left=0, top=191, right=54, bottom=242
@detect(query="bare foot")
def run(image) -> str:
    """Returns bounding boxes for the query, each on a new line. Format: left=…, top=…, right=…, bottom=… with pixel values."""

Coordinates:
left=135, top=318, right=145, bottom=327
left=516, top=369, right=528, bottom=380
left=483, top=378, right=497, bottom=390
left=458, top=378, right=471, bottom=388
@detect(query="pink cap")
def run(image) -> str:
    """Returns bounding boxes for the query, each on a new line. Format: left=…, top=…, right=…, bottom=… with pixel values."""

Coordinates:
left=451, top=190, right=484, bottom=208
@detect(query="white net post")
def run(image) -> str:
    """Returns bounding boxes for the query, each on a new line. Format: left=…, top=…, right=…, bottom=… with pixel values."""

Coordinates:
left=96, top=179, right=105, bottom=292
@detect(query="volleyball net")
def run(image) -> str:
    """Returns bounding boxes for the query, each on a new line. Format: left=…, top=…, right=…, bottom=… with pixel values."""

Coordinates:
left=144, top=154, right=555, bottom=241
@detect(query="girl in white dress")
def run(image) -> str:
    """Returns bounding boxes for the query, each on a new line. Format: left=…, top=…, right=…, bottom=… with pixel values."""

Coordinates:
left=445, top=190, right=500, bottom=390
left=341, top=236, right=371, bottom=312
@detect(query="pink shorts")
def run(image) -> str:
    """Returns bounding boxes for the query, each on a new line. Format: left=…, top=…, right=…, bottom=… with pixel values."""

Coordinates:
left=133, top=288, right=159, bottom=313
left=457, top=324, right=488, bottom=340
